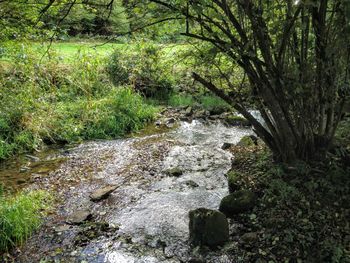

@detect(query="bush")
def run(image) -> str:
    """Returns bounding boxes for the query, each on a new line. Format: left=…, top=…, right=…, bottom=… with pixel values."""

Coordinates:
left=0, top=189, right=52, bottom=253
left=168, top=94, right=195, bottom=107
left=199, top=95, right=231, bottom=114
left=0, top=43, right=158, bottom=160
left=106, top=42, right=173, bottom=99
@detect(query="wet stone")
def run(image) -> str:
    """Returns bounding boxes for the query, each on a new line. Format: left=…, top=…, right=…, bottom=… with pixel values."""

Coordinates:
left=164, top=167, right=183, bottom=177
left=189, top=208, right=229, bottom=248
left=221, top=142, right=233, bottom=150
left=55, top=225, right=71, bottom=232
left=90, top=185, right=117, bottom=202
left=67, top=210, right=92, bottom=225
left=185, top=180, right=199, bottom=188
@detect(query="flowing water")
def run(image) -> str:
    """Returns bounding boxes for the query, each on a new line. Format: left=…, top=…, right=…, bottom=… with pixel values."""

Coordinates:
left=1, top=120, right=251, bottom=262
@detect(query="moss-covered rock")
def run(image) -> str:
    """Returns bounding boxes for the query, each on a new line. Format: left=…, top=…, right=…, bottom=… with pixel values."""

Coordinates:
left=189, top=208, right=229, bottom=248
left=225, top=115, right=251, bottom=126
left=236, top=135, right=257, bottom=147
left=227, top=171, right=240, bottom=193
left=219, top=190, right=256, bottom=217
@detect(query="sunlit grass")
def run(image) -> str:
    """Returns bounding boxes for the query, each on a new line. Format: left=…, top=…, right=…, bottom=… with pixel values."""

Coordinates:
left=0, top=189, right=52, bottom=253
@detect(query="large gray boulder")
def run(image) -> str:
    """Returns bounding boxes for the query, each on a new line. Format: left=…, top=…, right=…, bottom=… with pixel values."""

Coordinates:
left=189, top=208, right=229, bottom=248
left=219, top=190, right=256, bottom=217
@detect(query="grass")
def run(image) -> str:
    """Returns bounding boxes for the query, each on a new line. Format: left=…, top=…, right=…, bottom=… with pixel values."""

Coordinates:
left=0, top=189, right=52, bottom=253
left=168, top=94, right=195, bottom=107
left=0, top=42, right=158, bottom=160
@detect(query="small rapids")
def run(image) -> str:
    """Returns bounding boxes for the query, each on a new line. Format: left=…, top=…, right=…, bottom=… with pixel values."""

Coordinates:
left=4, top=120, right=251, bottom=263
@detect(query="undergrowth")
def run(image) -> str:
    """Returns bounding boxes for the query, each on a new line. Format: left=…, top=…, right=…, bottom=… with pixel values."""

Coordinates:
left=0, top=188, right=52, bottom=254
left=227, top=144, right=350, bottom=262
left=0, top=43, right=157, bottom=160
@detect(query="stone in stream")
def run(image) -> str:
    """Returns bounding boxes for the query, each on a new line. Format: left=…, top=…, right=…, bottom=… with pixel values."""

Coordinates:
left=185, top=180, right=199, bottom=188
left=189, top=208, right=229, bottom=248
left=164, top=167, right=183, bottom=177
left=185, top=106, right=193, bottom=116
left=221, top=142, right=233, bottom=150
left=25, top=154, right=40, bottom=162
left=219, top=190, right=256, bottom=218
left=67, top=210, right=92, bottom=225
left=90, top=185, right=117, bottom=202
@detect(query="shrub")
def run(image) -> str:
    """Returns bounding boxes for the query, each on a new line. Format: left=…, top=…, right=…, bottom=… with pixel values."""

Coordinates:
left=0, top=190, right=52, bottom=253
left=168, top=94, right=194, bottom=107
left=199, top=95, right=231, bottom=114
left=106, top=42, right=173, bottom=99
left=0, top=43, right=158, bottom=160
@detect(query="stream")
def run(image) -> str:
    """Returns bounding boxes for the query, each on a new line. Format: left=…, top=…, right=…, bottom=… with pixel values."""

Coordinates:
left=1, top=119, right=251, bottom=263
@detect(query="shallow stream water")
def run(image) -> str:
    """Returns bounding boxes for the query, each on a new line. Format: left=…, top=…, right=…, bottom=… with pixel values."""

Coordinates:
left=1, top=120, right=251, bottom=262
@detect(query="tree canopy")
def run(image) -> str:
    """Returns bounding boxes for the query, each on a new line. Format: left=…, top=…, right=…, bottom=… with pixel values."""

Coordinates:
left=126, top=0, right=350, bottom=163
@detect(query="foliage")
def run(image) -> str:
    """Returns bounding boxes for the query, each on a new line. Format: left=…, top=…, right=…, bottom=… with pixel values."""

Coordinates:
left=132, top=0, right=350, bottom=163
left=0, top=43, right=157, bottom=160
left=0, top=189, right=52, bottom=253
left=227, top=144, right=350, bottom=262
left=107, top=42, right=173, bottom=99
left=0, top=0, right=130, bottom=40
left=168, top=94, right=195, bottom=107
left=198, top=95, right=231, bottom=114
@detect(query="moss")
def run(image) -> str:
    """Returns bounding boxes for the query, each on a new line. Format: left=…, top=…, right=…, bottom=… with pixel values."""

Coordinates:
left=237, top=135, right=255, bottom=147
left=226, top=115, right=251, bottom=126
left=227, top=171, right=240, bottom=193
left=219, top=190, right=256, bottom=218
left=189, top=208, right=229, bottom=247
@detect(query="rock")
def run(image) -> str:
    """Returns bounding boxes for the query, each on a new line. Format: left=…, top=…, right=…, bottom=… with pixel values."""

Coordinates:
left=180, top=116, right=192, bottom=122
left=25, top=154, right=40, bottom=162
left=189, top=208, right=229, bottom=248
left=241, top=232, right=258, bottom=243
left=219, top=190, right=256, bottom=217
left=185, top=106, right=193, bottom=116
left=165, top=118, right=176, bottom=124
left=227, top=171, right=240, bottom=193
left=164, top=167, right=183, bottom=177
left=236, top=135, right=257, bottom=147
left=188, top=258, right=205, bottom=263
left=221, top=142, right=233, bottom=150
left=55, top=225, right=71, bottom=232
left=209, top=107, right=227, bottom=116
left=154, top=120, right=162, bottom=126
left=225, top=115, right=251, bottom=126
left=16, top=179, right=27, bottom=184
left=185, top=180, right=199, bottom=188
left=90, top=185, right=117, bottom=202
left=165, top=118, right=176, bottom=128
left=67, top=210, right=92, bottom=225
left=19, top=166, right=30, bottom=173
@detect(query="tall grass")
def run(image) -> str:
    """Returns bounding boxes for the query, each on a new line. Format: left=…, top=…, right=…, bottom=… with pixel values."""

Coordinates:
left=0, top=43, right=158, bottom=160
left=0, top=189, right=52, bottom=253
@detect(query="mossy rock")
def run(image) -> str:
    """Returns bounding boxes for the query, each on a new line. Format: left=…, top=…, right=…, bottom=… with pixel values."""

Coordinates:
left=189, top=208, right=229, bottom=248
left=219, top=190, right=256, bottom=217
left=225, top=115, right=251, bottom=126
left=236, top=135, right=257, bottom=147
left=227, top=171, right=240, bottom=193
